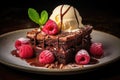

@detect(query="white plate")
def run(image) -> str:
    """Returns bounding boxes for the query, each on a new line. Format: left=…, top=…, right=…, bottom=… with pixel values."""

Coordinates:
left=0, top=29, right=120, bottom=75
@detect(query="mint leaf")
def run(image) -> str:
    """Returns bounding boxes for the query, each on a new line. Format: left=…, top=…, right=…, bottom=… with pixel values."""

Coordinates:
left=39, top=10, right=48, bottom=25
left=28, top=8, right=48, bottom=28
left=28, top=8, right=40, bottom=24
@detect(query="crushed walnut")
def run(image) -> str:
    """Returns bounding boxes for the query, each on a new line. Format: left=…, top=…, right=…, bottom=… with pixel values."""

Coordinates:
left=43, top=61, right=84, bottom=69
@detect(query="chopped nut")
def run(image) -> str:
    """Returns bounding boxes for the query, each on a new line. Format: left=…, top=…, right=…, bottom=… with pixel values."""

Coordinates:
left=63, top=65, right=71, bottom=69
left=45, top=64, right=50, bottom=68
left=71, top=63, right=79, bottom=67
left=79, top=65, right=84, bottom=68
left=48, top=64, right=54, bottom=69
left=59, top=64, right=64, bottom=69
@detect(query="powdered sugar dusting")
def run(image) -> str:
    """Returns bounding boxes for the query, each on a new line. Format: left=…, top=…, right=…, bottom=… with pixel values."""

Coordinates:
left=18, top=37, right=30, bottom=44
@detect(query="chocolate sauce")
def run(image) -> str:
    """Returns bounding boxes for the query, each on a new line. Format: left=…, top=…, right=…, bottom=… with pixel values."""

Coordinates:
left=11, top=50, right=19, bottom=57
left=57, top=36, right=59, bottom=50
left=60, top=5, right=71, bottom=32
left=60, top=5, right=63, bottom=28
left=32, top=5, right=80, bottom=58
left=25, top=55, right=45, bottom=67
left=11, top=49, right=98, bottom=68
left=60, top=5, right=80, bottom=30
left=11, top=50, right=45, bottom=67
left=33, top=31, right=40, bottom=46
left=89, top=58, right=99, bottom=64
left=42, top=35, right=46, bottom=49
left=10, top=7, right=97, bottom=69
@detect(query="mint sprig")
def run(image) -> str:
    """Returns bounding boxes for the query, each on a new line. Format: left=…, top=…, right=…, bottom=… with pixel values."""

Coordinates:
left=28, top=8, right=48, bottom=28
left=39, top=10, right=48, bottom=25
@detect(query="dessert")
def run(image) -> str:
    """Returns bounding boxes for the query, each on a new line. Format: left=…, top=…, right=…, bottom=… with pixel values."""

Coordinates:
left=11, top=4, right=104, bottom=69
left=90, top=42, right=104, bottom=58
left=15, top=37, right=30, bottom=50
left=27, top=25, right=92, bottom=64
left=39, top=50, right=55, bottom=64
left=19, top=44, right=33, bottom=58
left=49, top=4, right=84, bottom=32
left=75, top=49, right=90, bottom=65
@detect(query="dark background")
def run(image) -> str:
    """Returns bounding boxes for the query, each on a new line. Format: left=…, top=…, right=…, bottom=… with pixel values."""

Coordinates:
left=0, top=0, right=120, bottom=80
left=1, top=0, right=120, bottom=16
left=0, top=0, right=120, bottom=36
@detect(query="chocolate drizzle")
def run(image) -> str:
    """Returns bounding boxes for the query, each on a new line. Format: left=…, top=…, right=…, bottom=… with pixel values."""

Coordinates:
left=33, top=30, right=47, bottom=50
left=42, top=35, right=46, bottom=49
left=60, top=5, right=64, bottom=29
left=33, top=31, right=40, bottom=46
left=60, top=5, right=71, bottom=32
left=57, top=36, right=59, bottom=50
left=33, top=5, right=80, bottom=50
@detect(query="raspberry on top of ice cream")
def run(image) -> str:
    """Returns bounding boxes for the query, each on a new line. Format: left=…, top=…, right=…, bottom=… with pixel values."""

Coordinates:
left=42, top=19, right=58, bottom=35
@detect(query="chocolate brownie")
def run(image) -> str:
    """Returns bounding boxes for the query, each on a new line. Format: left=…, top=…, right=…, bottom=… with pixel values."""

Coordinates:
left=27, top=25, right=93, bottom=64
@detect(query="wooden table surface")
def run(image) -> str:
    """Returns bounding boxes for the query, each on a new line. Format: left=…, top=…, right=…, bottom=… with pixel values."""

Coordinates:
left=0, top=1, right=120, bottom=80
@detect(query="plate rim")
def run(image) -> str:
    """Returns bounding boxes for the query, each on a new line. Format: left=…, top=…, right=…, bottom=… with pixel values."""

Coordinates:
left=0, top=28, right=120, bottom=75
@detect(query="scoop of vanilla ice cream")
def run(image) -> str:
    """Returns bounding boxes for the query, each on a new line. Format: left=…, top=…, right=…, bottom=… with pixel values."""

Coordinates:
left=49, top=4, right=84, bottom=32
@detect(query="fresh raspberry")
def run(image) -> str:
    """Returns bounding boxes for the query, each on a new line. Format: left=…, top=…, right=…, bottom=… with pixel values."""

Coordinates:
left=39, top=50, right=55, bottom=64
left=42, top=19, right=58, bottom=35
left=90, top=42, right=104, bottom=58
left=75, top=49, right=90, bottom=65
left=15, top=37, right=30, bottom=50
left=19, top=45, right=33, bottom=58
left=15, top=40, right=22, bottom=50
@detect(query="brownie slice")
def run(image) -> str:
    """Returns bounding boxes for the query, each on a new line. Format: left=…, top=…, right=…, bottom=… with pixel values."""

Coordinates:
left=27, top=25, right=93, bottom=64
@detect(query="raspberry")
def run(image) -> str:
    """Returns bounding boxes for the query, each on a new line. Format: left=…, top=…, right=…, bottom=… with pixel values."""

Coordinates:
left=15, top=37, right=30, bottom=50
left=39, top=50, right=55, bottom=64
left=42, top=19, right=58, bottom=35
left=90, top=42, right=104, bottom=58
left=15, top=40, right=22, bottom=50
left=19, top=45, right=33, bottom=58
left=75, top=49, right=90, bottom=65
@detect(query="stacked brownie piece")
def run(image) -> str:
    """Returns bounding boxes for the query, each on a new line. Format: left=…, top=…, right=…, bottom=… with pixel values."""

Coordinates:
left=27, top=25, right=93, bottom=64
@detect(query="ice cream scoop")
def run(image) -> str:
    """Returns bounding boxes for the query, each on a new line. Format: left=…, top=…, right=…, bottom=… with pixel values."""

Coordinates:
left=50, top=4, right=84, bottom=32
